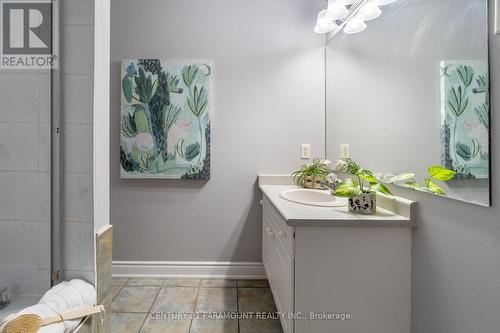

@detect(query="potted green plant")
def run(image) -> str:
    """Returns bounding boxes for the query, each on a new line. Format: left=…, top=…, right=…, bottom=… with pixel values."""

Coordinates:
left=292, top=159, right=331, bottom=189
left=388, top=166, right=456, bottom=195
left=333, top=160, right=457, bottom=214
left=333, top=159, right=393, bottom=214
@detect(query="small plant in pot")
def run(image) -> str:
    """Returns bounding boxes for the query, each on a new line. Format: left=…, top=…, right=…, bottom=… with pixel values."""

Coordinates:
left=333, top=159, right=393, bottom=214
left=292, top=159, right=331, bottom=189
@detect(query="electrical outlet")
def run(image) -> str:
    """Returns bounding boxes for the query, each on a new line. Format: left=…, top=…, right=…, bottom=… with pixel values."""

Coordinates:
left=301, top=144, right=311, bottom=159
left=340, top=144, right=350, bottom=159
left=496, top=0, right=500, bottom=35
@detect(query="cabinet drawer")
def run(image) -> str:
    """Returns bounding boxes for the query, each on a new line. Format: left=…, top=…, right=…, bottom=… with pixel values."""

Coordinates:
left=263, top=196, right=294, bottom=259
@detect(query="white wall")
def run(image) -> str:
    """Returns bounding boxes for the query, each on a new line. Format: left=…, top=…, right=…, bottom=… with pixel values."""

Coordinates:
left=62, top=0, right=95, bottom=283
left=110, top=0, right=325, bottom=263
left=0, top=70, right=51, bottom=296
left=93, top=0, right=110, bottom=232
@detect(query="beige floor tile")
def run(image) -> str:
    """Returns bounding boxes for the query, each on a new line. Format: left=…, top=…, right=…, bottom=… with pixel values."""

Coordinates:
left=237, top=280, right=270, bottom=288
left=190, top=319, right=238, bottom=333
left=139, top=317, right=191, bottom=333
left=127, top=278, right=164, bottom=287
left=112, top=286, right=160, bottom=313
left=200, top=279, right=237, bottom=288
left=195, top=288, right=237, bottom=313
left=150, top=287, right=198, bottom=313
left=110, top=285, right=123, bottom=301
left=112, top=278, right=128, bottom=286
left=239, top=319, right=283, bottom=333
left=162, top=279, right=200, bottom=287
left=111, top=313, right=146, bottom=333
left=238, top=288, right=277, bottom=313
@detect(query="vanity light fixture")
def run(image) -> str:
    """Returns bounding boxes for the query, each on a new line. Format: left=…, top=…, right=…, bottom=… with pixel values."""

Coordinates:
left=314, top=0, right=396, bottom=37
left=374, top=0, right=397, bottom=6
left=327, top=0, right=349, bottom=20
left=357, top=1, right=382, bottom=21
left=314, top=9, right=337, bottom=33
left=340, top=0, right=358, bottom=5
left=344, top=15, right=367, bottom=34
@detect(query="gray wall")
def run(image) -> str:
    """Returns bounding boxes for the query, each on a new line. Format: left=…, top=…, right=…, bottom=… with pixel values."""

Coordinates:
left=110, top=0, right=325, bottom=262
left=326, top=1, right=500, bottom=332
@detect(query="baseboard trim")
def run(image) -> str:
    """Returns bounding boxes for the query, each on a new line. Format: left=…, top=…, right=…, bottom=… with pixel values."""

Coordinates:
left=112, top=261, right=266, bottom=279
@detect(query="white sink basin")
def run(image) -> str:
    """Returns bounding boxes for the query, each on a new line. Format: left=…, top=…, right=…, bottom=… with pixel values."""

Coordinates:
left=279, top=189, right=348, bottom=207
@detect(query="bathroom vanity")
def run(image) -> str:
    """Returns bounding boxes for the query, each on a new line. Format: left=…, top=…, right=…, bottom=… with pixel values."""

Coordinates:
left=259, top=175, right=416, bottom=333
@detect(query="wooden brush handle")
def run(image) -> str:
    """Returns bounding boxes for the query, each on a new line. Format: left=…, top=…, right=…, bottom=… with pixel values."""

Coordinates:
left=41, top=305, right=105, bottom=326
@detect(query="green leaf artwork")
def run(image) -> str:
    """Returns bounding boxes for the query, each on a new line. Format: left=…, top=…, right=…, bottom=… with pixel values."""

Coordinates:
left=122, top=76, right=133, bottom=103
left=447, top=85, right=468, bottom=118
left=182, top=65, right=199, bottom=87
left=474, top=104, right=489, bottom=129
left=121, top=112, right=137, bottom=138
left=187, top=86, right=208, bottom=118
left=456, top=65, right=474, bottom=87
left=120, top=59, right=212, bottom=179
left=440, top=60, right=489, bottom=179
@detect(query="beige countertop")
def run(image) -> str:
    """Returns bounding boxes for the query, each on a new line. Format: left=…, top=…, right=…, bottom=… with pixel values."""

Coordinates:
left=259, top=175, right=417, bottom=227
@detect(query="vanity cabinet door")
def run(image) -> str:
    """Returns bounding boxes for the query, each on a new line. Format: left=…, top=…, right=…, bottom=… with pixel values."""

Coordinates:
left=270, top=230, right=294, bottom=333
left=263, top=196, right=294, bottom=258
left=262, top=197, right=294, bottom=333
left=262, top=217, right=275, bottom=286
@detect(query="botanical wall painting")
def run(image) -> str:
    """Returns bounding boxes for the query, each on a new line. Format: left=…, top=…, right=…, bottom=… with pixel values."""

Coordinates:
left=440, top=60, right=489, bottom=179
left=120, top=59, right=211, bottom=179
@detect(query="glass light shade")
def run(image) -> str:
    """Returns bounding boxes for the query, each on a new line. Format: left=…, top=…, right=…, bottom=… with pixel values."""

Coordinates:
left=314, top=21, right=337, bottom=34
left=327, top=1, right=349, bottom=20
left=344, top=16, right=367, bottom=34
left=314, top=9, right=337, bottom=34
left=358, top=1, right=381, bottom=21
left=374, top=0, right=397, bottom=6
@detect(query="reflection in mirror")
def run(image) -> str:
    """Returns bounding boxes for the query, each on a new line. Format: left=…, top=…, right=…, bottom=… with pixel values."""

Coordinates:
left=325, top=0, right=490, bottom=206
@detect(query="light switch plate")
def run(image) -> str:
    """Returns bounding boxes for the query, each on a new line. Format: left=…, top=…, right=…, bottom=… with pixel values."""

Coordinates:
left=496, top=0, right=500, bottom=35
left=301, top=144, right=311, bottom=159
left=340, top=144, right=350, bottom=159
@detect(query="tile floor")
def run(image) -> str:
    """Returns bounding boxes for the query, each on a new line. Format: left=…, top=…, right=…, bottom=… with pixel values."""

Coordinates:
left=110, top=278, right=283, bottom=333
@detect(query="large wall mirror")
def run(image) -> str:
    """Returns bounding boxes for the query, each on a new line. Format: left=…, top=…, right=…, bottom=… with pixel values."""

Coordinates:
left=326, top=0, right=490, bottom=206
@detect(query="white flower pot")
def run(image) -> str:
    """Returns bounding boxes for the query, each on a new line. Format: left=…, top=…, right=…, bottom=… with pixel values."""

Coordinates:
left=348, top=191, right=376, bottom=215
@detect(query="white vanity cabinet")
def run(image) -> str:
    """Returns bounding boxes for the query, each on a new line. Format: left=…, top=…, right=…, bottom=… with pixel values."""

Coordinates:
left=261, top=191, right=414, bottom=333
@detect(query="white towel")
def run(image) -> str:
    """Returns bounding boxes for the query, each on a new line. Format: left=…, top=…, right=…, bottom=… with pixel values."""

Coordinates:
left=68, top=280, right=95, bottom=308
left=1, top=279, right=96, bottom=333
